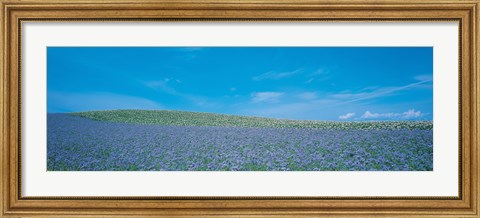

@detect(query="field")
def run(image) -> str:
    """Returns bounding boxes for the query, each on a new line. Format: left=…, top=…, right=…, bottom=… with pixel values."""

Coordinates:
left=47, top=110, right=433, bottom=171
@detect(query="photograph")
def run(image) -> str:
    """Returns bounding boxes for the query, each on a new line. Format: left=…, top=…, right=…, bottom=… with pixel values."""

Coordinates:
left=46, top=47, right=433, bottom=171
left=3, top=0, right=477, bottom=216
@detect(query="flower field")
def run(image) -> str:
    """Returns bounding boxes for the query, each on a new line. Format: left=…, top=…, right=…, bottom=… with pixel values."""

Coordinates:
left=47, top=110, right=433, bottom=171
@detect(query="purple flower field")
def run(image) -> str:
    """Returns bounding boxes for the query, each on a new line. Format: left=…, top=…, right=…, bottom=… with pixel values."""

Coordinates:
left=47, top=113, right=433, bottom=171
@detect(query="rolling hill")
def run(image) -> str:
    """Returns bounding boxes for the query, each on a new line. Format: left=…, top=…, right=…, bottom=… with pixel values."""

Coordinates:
left=70, top=109, right=432, bottom=130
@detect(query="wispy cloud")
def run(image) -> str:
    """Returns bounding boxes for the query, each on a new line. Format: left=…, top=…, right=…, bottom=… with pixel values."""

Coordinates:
left=339, top=112, right=355, bottom=120
left=253, top=68, right=330, bottom=83
left=145, top=80, right=176, bottom=95
left=305, top=78, right=314, bottom=84
left=361, top=109, right=424, bottom=119
left=414, top=74, right=433, bottom=81
left=172, top=47, right=206, bottom=60
left=308, top=69, right=327, bottom=77
left=251, top=92, right=284, bottom=103
left=252, top=69, right=302, bottom=81
left=331, top=90, right=375, bottom=100
left=304, top=68, right=330, bottom=84
left=144, top=79, right=217, bottom=108
left=334, top=78, right=432, bottom=104
left=297, top=92, right=318, bottom=100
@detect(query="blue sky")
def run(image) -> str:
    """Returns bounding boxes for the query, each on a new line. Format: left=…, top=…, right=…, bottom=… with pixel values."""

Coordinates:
left=47, top=47, right=433, bottom=121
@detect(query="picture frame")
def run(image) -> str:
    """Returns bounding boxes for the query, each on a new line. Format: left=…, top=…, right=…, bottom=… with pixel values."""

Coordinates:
left=1, top=0, right=478, bottom=217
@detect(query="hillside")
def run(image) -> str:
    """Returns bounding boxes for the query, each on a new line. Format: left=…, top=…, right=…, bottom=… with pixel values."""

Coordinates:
left=70, top=110, right=432, bottom=130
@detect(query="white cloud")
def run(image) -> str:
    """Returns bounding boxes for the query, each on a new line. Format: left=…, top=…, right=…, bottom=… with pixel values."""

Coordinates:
left=362, top=111, right=379, bottom=118
left=230, top=87, right=237, bottom=92
left=339, top=112, right=355, bottom=120
left=361, top=111, right=398, bottom=119
left=403, top=109, right=422, bottom=118
left=251, top=92, right=284, bottom=103
left=252, top=69, right=302, bottom=81
left=360, top=109, right=424, bottom=119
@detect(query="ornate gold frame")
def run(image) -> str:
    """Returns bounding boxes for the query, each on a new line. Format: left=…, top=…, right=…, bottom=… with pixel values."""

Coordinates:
left=1, top=0, right=478, bottom=217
